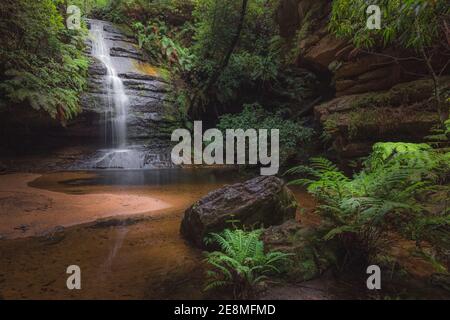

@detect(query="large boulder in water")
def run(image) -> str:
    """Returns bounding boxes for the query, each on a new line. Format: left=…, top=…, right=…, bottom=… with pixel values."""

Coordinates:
left=180, top=176, right=298, bottom=247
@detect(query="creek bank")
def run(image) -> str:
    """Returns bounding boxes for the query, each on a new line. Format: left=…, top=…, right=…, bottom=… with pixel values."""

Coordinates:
left=180, top=173, right=450, bottom=299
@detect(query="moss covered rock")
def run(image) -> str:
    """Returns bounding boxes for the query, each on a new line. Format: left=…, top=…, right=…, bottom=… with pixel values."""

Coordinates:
left=315, top=77, right=450, bottom=158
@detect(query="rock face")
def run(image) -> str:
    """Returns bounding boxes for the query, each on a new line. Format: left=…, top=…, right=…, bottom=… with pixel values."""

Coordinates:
left=315, top=78, right=449, bottom=158
left=277, top=0, right=448, bottom=96
left=276, top=0, right=449, bottom=158
left=67, top=20, right=175, bottom=145
left=180, top=176, right=298, bottom=248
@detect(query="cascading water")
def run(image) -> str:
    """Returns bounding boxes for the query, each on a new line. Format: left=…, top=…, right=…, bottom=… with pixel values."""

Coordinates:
left=88, top=20, right=146, bottom=169
left=77, top=19, right=173, bottom=170
left=90, top=21, right=128, bottom=149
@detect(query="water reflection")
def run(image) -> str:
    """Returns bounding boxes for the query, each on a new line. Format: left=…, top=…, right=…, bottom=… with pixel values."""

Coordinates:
left=60, top=168, right=243, bottom=187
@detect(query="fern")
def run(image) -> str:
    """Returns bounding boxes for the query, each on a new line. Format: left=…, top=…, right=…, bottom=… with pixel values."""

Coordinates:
left=0, top=0, right=89, bottom=121
left=204, top=228, right=292, bottom=299
left=288, top=142, right=450, bottom=268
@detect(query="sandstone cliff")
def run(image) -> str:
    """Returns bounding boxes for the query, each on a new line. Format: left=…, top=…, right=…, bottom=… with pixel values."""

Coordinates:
left=277, top=0, right=450, bottom=158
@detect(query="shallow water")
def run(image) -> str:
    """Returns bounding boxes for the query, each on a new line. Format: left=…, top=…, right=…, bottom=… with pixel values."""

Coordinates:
left=31, top=168, right=244, bottom=191
left=0, top=169, right=315, bottom=299
left=1, top=169, right=447, bottom=299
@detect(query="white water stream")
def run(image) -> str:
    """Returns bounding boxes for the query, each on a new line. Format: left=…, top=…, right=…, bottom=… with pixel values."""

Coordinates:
left=90, top=21, right=128, bottom=148
left=83, top=20, right=172, bottom=170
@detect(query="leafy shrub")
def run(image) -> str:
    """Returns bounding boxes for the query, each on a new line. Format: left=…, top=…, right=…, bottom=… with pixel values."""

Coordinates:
left=187, top=0, right=285, bottom=110
left=204, top=228, right=292, bottom=299
left=288, top=142, right=450, bottom=267
left=69, top=0, right=110, bottom=16
left=0, top=0, right=88, bottom=121
left=329, top=0, right=449, bottom=49
left=218, top=103, right=314, bottom=164
left=131, top=19, right=195, bottom=73
left=103, top=0, right=193, bottom=24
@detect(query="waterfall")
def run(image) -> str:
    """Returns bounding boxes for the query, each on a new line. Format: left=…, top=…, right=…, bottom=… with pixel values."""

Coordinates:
left=77, top=19, right=174, bottom=170
left=90, top=21, right=128, bottom=148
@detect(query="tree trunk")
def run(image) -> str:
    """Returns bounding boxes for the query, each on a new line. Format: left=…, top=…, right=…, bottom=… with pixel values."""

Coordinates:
left=420, top=46, right=446, bottom=126
left=205, top=0, right=249, bottom=92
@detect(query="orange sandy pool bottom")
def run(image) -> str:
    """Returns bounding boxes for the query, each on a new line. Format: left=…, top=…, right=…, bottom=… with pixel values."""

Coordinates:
left=0, top=171, right=315, bottom=299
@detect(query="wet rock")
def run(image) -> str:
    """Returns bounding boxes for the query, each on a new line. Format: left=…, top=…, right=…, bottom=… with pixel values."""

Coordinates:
left=180, top=176, right=298, bottom=248
left=88, top=57, right=107, bottom=76
left=119, top=72, right=169, bottom=84
left=104, top=34, right=137, bottom=44
left=122, top=79, right=169, bottom=93
left=84, top=38, right=93, bottom=55
left=67, top=19, right=176, bottom=151
left=110, top=46, right=145, bottom=61
left=103, top=24, right=125, bottom=35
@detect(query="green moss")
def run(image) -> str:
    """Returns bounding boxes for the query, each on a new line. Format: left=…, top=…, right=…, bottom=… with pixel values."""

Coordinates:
left=321, top=78, right=449, bottom=140
left=322, top=117, right=339, bottom=141
left=349, top=79, right=437, bottom=111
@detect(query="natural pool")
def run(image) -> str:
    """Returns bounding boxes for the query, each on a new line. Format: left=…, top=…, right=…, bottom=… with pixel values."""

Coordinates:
left=0, top=169, right=315, bottom=299
left=1, top=169, right=447, bottom=300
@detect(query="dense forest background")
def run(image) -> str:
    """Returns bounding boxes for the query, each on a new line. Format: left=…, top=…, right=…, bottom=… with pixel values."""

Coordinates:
left=0, top=0, right=449, bottom=298
left=1, top=0, right=449, bottom=161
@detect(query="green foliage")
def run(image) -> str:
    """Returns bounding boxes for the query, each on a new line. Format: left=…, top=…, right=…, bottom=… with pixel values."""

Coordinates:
left=190, top=0, right=281, bottom=109
left=131, top=19, right=195, bottom=73
left=288, top=142, right=450, bottom=267
left=204, top=228, right=292, bottom=299
left=104, top=0, right=316, bottom=124
left=425, top=91, right=450, bottom=147
left=192, top=0, right=241, bottom=61
left=329, top=0, right=449, bottom=50
left=102, top=0, right=192, bottom=23
left=330, top=1, right=449, bottom=127
left=100, top=0, right=197, bottom=123
left=68, top=0, right=110, bottom=15
left=213, top=52, right=281, bottom=104
left=98, top=0, right=195, bottom=71
left=0, top=0, right=88, bottom=121
left=217, top=103, right=314, bottom=164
